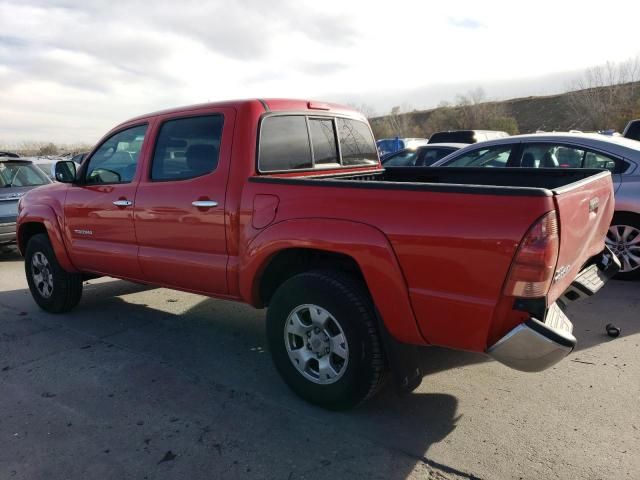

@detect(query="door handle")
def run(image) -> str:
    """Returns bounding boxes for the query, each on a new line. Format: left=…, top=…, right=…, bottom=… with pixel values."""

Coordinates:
left=113, top=200, right=133, bottom=207
left=192, top=200, right=218, bottom=208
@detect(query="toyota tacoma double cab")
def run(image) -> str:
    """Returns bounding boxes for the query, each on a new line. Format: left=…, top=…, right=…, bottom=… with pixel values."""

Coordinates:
left=17, top=99, right=620, bottom=409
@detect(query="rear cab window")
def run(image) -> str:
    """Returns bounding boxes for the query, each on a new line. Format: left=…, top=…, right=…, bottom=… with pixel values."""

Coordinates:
left=258, top=114, right=378, bottom=172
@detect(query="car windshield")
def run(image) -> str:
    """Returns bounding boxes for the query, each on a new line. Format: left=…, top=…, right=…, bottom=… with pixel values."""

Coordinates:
left=0, top=162, right=50, bottom=187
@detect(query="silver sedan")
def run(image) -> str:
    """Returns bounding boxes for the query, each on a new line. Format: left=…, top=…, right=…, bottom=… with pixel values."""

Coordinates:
left=1, top=158, right=52, bottom=249
left=432, top=133, right=640, bottom=279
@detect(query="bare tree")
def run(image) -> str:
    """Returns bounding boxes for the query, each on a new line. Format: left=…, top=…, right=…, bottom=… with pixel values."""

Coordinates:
left=425, top=89, right=519, bottom=135
left=566, top=56, right=640, bottom=131
left=376, top=105, right=423, bottom=138
left=347, top=102, right=378, bottom=119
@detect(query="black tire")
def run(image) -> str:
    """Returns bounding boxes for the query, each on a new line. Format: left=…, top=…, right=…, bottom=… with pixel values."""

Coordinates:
left=609, top=213, right=640, bottom=281
left=25, top=233, right=83, bottom=313
left=266, top=270, right=387, bottom=410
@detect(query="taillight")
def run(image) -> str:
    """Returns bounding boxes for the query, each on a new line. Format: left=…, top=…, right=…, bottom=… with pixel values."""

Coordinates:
left=503, top=211, right=559, bottom=298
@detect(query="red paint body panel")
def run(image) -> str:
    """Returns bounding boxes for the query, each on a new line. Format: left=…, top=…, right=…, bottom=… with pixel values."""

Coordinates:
left=64, top=183, right=142, bottom=278
left=133, top=108, right=236, bottom=295
left=16, top=98, right=616, bottom=354
left=237, top=218, right=424, bottom=344
left=239, top=179, right=555, bottom=351
left=17, top=202, right=77, bottom=273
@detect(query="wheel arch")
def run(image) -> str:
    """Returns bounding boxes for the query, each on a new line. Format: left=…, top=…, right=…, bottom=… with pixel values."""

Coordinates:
left=239, top=218, right=426, bottom=345
left=17, top=205, right=78, bottom=273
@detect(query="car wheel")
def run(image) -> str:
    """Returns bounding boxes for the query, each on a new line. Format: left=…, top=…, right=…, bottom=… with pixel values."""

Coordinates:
left=25, top=233, right=83, bottom=312
left=606, top=213, right=640, bottom=280
left=266, top=270, right=387, bottom=410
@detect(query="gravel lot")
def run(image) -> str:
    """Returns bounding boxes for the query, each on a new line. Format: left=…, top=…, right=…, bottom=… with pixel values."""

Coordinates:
left=0, top=246, right=638, bottom=479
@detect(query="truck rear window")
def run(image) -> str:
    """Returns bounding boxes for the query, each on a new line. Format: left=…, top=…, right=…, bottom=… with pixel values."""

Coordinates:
left=259, top=116, right=313, bottom=171
left=259, top=115, right=378, bottom=172
left=336, top=118, right=378, bottom=166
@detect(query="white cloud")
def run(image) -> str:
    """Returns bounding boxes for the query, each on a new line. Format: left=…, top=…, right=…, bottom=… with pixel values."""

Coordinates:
left=0, top=0, right=639, bottom=142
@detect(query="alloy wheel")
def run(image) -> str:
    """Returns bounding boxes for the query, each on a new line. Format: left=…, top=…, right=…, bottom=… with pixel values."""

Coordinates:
left=31, top=251, right=54, bottom=298
left=606, top=224, right=640, bottom=273
left=283, top=304, right=349, bottom=385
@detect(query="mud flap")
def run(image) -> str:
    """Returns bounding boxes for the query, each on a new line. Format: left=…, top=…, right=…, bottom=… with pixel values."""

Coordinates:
left=376, top=313, right=423, bottom=394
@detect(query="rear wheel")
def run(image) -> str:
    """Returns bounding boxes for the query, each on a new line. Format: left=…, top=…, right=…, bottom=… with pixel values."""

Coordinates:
left=266, top=270, right=387, bottom=410
left=25, top=233, right=83, bottom=312
left=606, top=213, right=640, bottom=280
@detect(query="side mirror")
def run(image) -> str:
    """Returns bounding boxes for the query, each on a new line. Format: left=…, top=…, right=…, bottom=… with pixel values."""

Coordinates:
left=55, top=160, right=77, bottom=183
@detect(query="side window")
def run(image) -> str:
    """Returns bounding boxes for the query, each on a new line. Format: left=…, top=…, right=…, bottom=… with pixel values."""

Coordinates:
left=444, top=145, right=513, bottom=167
left=336, top=118, right=378, bottom=166
left=308, top=118, right=338, bottom=165
left=151, top=115, right=223, bottom=181
left=584, top=151, right=620, bottom=172
left=520, top=144, right=585, bottom=168
left=383, top=150, right=418, bottom=166
left=260, top=116, right=312, bottom=171
left=419, top=148, right=455, bottom=166
left=85, top=124, right=148, bottom=184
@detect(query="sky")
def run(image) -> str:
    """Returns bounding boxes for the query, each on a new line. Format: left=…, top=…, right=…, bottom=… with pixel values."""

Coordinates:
left=1, top=0, right=639, bottom=144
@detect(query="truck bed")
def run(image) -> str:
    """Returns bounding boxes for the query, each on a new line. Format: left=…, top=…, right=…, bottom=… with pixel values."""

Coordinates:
left=248, top=166, right=614, bottom=351
left=251, top=167, right=610, bottom=196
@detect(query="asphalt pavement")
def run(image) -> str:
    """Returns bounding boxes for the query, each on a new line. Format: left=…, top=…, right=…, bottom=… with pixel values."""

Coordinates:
left=0, top=247, right=638, bottom=479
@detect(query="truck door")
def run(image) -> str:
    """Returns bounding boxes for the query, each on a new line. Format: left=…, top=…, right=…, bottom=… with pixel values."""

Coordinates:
left=64, top=123, right=149, bottom=279
left=133, top=109, right=234, bottom=295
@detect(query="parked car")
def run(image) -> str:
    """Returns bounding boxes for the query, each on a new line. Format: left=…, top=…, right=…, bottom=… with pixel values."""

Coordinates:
left=0, top=151, right=20, bottom=158
left=431, top=132, right=640, bottom=279
left=381, top=143, right=467, bottom=166
left=0, top=158, right=51, bottom=249
left=17, top=100, right=617, bottom=409
left=31, top=157, right=58, bottom=180
left=376, top=137, right=428, bottom=157
left=71, top=152, right=88, bottom=164
left=623, top=119, right=640, bottom=141
left=428, top=129, right=509, bottom=144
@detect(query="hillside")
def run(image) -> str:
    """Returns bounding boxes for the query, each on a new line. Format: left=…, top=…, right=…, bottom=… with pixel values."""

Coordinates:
left=369, top=81, right=640, bottom=139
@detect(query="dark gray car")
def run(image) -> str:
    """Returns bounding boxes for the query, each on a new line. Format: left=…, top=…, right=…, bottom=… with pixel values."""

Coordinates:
left=432, top=133, right=640, bottom=279
left=0, top=159, right=51, bottom=248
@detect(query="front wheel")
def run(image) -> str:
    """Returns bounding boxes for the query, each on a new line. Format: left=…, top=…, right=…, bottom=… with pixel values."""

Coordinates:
left=606, top=213, right=640, bottom=280
left=266, top=270, right=387, bottom=410
left=25, top=233, right=83, bottom=313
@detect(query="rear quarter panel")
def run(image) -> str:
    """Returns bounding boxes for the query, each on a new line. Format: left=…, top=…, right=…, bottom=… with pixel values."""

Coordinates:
left=240, top=179, right=555, bottom=351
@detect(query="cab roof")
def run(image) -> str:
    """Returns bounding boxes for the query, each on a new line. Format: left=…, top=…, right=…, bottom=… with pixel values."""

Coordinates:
left=123, top=98, right=363, bottom=125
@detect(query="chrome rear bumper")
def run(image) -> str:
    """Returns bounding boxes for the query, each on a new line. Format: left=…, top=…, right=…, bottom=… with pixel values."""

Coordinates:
left=488, top=305, right=576, bottom=372
left=488, top=246, right=620, bottom=372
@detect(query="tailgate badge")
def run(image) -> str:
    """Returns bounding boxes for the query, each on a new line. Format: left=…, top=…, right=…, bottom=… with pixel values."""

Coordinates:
left=553, top=264, right=572, bottom=284
left=589, top=197, right=599, bottom=213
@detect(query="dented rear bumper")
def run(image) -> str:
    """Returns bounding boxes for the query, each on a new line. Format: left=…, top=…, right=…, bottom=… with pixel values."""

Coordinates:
left=487, top=247, right=620, bottom=372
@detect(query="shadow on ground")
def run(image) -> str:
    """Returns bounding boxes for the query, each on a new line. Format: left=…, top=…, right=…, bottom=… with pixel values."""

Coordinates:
left=0, top=279, right=468, bottom=479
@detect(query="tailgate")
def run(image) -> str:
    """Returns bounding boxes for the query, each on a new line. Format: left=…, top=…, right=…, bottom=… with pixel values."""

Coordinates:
left=547, top=171, right=615, bottom=302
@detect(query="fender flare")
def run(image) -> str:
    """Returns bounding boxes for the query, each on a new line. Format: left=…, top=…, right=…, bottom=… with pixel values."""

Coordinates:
left=17, top=204, right=78, bottom=273
left=239, top=218, right=426, bottom=345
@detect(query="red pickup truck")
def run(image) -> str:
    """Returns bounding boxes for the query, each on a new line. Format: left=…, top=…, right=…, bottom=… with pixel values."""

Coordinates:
left=17, top=99, right=620, bottom=409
